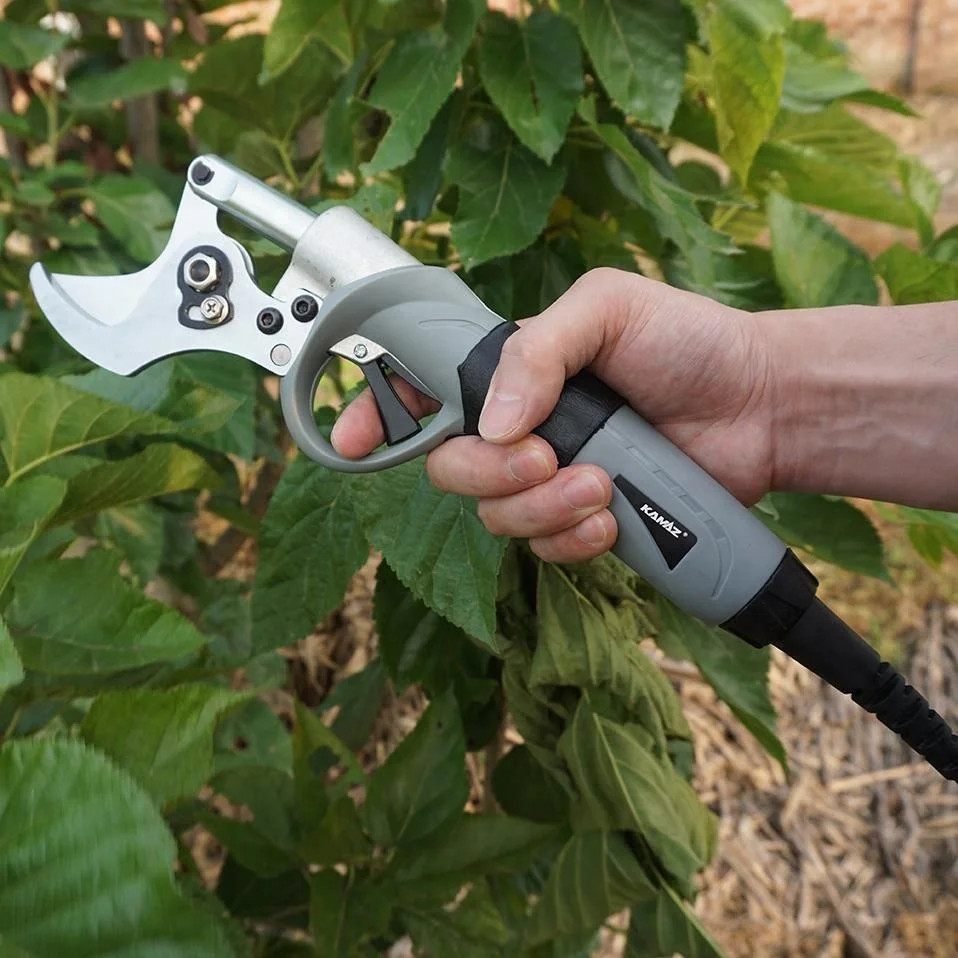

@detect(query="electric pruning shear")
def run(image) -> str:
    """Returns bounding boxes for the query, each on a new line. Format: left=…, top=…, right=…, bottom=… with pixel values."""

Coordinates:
left=29, top=155, right=958, bottom=782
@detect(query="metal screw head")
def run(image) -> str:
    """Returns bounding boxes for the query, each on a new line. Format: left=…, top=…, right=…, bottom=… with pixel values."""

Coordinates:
left=353, top=343, right=368, bottom=359
left=291, top=294, right=319, bottom=322
left=257, top=307, right=283, bottom=335
left=199, top=295, right=229, bottom=324
left=183, top=253, right=220, bottom=292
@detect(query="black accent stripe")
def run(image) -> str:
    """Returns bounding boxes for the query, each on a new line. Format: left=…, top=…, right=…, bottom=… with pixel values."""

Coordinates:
left=457, top=322, right=623, bottom=468
left=613, top=476, right=697, bottom=570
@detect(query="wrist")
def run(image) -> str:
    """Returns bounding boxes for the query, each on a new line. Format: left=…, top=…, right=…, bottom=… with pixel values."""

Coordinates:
left=759, top=302, right=958, bottom=509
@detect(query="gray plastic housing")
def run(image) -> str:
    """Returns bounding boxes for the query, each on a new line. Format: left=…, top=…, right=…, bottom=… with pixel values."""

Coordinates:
left=282, top=263, right=786, bottom=624
left=577, top=409, right=785, bottom=623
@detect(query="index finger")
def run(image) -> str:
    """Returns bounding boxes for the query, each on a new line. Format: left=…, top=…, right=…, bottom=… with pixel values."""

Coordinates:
left=330, top=378, right=440, bottom=459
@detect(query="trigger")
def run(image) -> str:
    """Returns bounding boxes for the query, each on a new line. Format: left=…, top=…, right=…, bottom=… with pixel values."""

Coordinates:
left=361, top=359, right=421, bottom=446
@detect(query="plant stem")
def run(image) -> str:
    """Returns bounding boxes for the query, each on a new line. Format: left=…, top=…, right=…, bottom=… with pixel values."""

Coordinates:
left=0, top=69, right=25, bottom=172
left=120, top=20, right=161, bottom=164
left=277, top=141, right=301, bottom=192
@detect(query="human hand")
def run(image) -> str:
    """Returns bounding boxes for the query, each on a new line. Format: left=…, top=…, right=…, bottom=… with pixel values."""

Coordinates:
left=332, top=268, right=773, bottom=563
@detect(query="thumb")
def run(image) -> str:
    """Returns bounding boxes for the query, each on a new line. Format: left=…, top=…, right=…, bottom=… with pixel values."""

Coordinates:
left=477, top=268, right=646, bottom=443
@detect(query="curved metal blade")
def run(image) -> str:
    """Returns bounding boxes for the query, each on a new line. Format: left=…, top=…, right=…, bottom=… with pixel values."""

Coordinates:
left=30, top=262, right=181, bottom=374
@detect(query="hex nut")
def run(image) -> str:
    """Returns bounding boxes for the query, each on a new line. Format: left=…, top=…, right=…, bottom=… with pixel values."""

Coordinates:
left=184, top=253, right=221, bottom=293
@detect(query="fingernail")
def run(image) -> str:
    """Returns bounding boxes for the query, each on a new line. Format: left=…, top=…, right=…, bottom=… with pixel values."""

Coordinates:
left=576, top=513, right=608, bottom=547
left=562, top=472, right=606, bottom=510
left=508, top=447, right=553, bottom=483
left=479, top=381, right=524, bottom=440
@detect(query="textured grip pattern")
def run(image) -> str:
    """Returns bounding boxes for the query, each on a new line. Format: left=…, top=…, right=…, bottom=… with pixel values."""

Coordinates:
left=457, top=322, right=623, bottom=467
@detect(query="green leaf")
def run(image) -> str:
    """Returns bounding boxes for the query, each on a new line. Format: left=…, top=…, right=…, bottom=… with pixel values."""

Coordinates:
left=557, top=0, right=689, bottom=129
left=0, top=619, right=24, bottom=697
left=707, top=6, right=784, bottom=183
left=65, top=356, right=248, bottom=452
left=300, top=795, right=372, bottom=867
left=191, top=34, right=340, bottom=145
left=69, top=59, right=187, bottom=109
left=445, top=137, right=566, bottom=268
left=53, top=443, right=219, bottom=525
left=402, top=94, right=458, bottom=221
left=491, top=744, right=571, bottom=824
left=767, top=192, right=877, bottom=307
left=7, top=551, right=208, bottom=673
left=0, top=372, right=176, bottom=483
left=532, top=564, right=690, bottom=746
left=363, top=0, right=483, bottom=174
left=0, top=739, right=234, bottom=956
left=204, top=766, right=299, bottom=876
left=363, top=688, right=468, bottom=847
left=0, top=306, right=23, bottom=349
left=582, top=103, right=734, bottom=293
left=655, top=598, right=786, bottom=769
left=323, top=57, right=368, bottom=178
left=478, top=10, right=582, bottom=163
left=874, top=244, right=958, bottom=305
left=625, top=883, right=725, bottom=958
left=559, top=695, right=716, bottom=893
left=403, top=881, right=512, bottom=956
left=782, top=32, right=868, bottom=112
left=85, top=175, right=176, bottom=264
left=318, top=659, right=388, bottom=751
left=758, top=493, right=888, bottom=580
left=310, top=870, right=391, bottom=958
left=252, top=456, right=368, bottom=652
left=753, top=105, right=912, bottom=226
left=900, top=157, right=942, bottom=246
left=510, top=234, right=587, bottom=316
left=0, top=476, right=67, bottom=596
left=81, top=685, right=247, bottom=807
left=347, top=460, right=507, bottom=647
left=390, top=813, right=562, bottom=902
left=714, top=0, right=791, bottom=35
left=529, top=830, right=655, bottom=943
left=0, top=21, right=68, bottom=70
left=293, top=699, right=366, bottom=810
left=94, top=502, right=165, bottom=584
left=375, top=559, right=473, bottom=693
left=262, top=0, right=341, bottom=79
left=215, top=855, right=310, bottom=924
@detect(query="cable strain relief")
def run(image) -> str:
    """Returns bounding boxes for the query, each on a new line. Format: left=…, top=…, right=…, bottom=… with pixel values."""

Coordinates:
left=776, top=599, right=958, bottom=782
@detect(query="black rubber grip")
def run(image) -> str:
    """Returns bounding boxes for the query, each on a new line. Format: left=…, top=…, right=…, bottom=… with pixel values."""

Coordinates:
left=457, top=322, right=623, bottom=467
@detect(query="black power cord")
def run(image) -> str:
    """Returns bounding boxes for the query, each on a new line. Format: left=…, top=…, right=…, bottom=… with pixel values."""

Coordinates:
left=775, top=598, right=958, bottom=782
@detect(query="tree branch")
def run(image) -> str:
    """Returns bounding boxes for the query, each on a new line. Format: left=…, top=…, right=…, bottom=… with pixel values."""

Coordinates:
left=119, top=20, right=160, bottom=164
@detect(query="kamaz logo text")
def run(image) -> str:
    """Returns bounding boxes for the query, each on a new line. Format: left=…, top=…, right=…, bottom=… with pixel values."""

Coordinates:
left=639, top=503, right=689, bottom=538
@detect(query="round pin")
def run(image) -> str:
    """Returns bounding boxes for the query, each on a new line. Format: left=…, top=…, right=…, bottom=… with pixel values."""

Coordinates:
left=271, top=344, right=292, bottom=366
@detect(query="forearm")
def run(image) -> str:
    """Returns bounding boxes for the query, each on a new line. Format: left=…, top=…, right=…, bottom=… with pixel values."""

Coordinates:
left=762, top=301, right=958, bottom=510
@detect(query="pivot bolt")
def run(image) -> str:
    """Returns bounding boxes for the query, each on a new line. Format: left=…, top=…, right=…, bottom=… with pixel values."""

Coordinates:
left=353, top=343, right=368, bottom=359
left=191, top=161, right=214, bottom=185
left=257, top=307, right=284, bottom=335
left=292, top=294, right=319, bottom=322
left=199, top=295, right=229, bottom=324
left=183, top=252, right=220, bottom=292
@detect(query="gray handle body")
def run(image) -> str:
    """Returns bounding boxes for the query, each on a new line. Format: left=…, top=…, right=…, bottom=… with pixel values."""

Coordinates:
left=577, top=409, right=784, bottom=623
left=282, top=265, right=786, bottom=625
